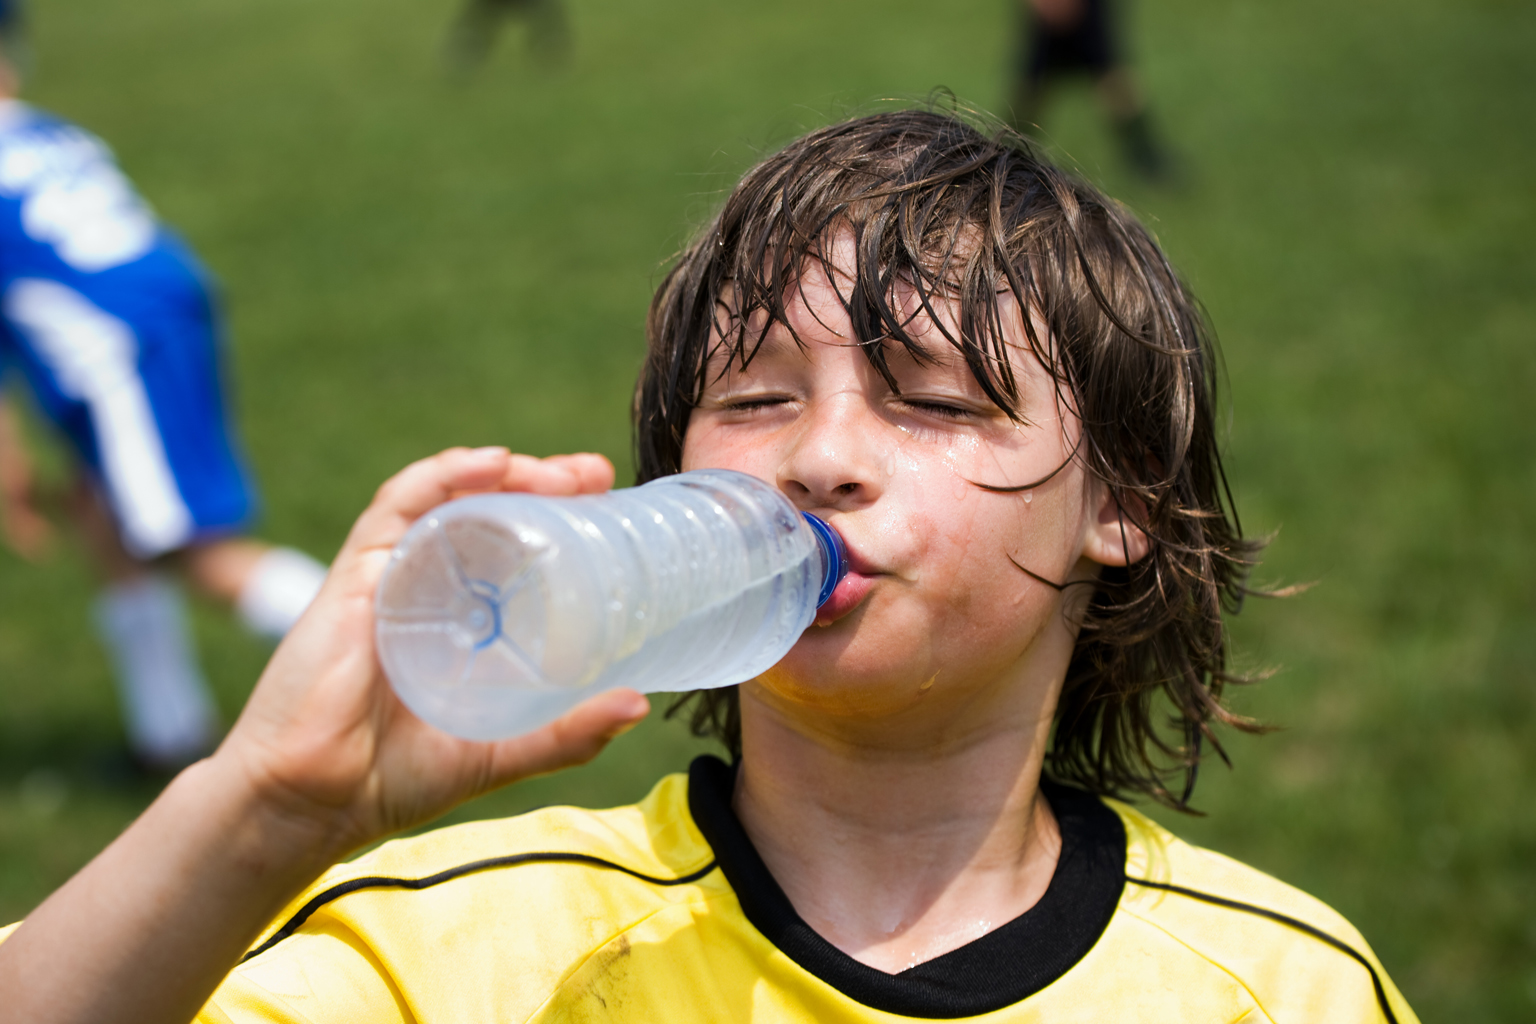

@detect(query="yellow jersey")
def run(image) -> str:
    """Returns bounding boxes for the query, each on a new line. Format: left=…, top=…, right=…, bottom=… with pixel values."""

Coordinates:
left=187, top=756, right=1416, bottom=1022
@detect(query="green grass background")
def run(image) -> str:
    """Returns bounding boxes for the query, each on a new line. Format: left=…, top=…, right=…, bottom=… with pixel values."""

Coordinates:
left=0, top=0, right=1531, bottom=1016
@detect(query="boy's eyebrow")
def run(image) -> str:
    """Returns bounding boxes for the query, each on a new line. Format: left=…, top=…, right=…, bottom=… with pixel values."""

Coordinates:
left=704, top=258, right=1034, bottom=413
left=702, top=324, right=793, bottom=382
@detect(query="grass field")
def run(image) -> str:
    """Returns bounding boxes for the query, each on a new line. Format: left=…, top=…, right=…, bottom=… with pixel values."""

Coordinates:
left=0, top=0, right=1531, bottom=1016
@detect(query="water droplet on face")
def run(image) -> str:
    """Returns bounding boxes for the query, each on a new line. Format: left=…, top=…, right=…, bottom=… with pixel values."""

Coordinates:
left=885, top=452, right=897, bottom=477
left=1022, top=490, right=1033, bottom=504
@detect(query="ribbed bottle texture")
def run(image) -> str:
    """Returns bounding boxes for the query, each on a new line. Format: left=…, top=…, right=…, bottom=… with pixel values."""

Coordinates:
left=374, top=469, right=842, bottom=740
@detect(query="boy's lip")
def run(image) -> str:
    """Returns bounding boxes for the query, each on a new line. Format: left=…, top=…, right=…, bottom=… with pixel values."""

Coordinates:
left=813, top=528, right=879, bottom=626
left=814, top=571, right=875, bottom=626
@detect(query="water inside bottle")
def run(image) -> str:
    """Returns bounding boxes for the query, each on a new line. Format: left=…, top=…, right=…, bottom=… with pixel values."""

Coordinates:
left=375, top=514, right=557, bottom=694
left=374, top=469, right=830, bottom=740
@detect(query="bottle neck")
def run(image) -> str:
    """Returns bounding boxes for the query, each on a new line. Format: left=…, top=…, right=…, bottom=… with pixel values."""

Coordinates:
left=802, top=513, right=848, bottom=609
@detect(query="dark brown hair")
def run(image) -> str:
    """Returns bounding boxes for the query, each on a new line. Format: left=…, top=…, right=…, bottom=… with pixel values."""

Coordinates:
left=633, top=109, right=1264, bottom=810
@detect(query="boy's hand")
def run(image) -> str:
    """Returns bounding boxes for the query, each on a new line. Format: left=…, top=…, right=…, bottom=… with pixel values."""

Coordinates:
left=0, top=448, right=649, bottom=1024
left=217, top=446, right=648, bottom=858
left=0, top=469, right=55, bottom=562
left=0, top=397, right=56, bottom=562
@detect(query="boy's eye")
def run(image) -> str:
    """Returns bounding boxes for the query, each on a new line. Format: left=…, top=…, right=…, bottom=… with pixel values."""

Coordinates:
left=718, top=394, right=790, bottom=414
left=902, top=398, right=970, bottom=420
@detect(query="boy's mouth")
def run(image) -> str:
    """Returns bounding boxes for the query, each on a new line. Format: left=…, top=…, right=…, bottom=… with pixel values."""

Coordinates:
left=812, top=531, right=883, bottom=626
left=813, top=571, right=876, bottom=626
left=810, top=527, right=880, bottom=626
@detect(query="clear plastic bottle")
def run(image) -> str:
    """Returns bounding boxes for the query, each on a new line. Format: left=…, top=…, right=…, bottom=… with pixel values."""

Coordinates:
left=374, top=469, right=848, bottom=740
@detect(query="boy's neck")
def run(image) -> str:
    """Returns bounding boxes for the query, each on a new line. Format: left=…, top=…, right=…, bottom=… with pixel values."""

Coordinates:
left=732, top=677, right=1063, bottom=974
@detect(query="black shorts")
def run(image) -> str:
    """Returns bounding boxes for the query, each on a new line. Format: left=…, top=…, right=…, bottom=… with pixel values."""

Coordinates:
left=1025, top=0, right=1120, bottom=81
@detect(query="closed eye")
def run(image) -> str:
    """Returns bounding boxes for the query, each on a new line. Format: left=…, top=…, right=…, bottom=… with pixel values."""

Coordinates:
left=900, top=398, right=971, bottom=420
left=717, top=394, right=793, bottom=415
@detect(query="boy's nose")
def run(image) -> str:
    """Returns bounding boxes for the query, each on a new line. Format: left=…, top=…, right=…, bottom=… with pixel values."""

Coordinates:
left=776, top=393, right=885, bottom=513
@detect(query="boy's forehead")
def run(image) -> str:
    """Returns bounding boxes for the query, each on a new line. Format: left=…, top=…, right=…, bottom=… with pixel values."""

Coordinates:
left=708, top=260, right=1033, bottom=365
left=703, top=293, right=1048, bottom=400
left=712, top=225, right=1026, bottom=346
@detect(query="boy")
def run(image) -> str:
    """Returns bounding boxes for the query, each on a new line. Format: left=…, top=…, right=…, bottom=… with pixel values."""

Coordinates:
left=0, top=41, right=327, bottom=769
left=0, top=110, right=1416, bottom=1022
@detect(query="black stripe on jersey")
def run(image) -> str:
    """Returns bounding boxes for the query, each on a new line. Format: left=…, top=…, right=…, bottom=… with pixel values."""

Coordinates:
left=239, top=851, right=719, bottom=964
left=687, top=755, right=1127, bottom=1020
left=1124, top=877, right=1399, bottom=1024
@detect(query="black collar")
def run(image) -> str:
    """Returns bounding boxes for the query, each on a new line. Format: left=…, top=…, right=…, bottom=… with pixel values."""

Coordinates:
left=686, top=754, right=1126, bottom=1019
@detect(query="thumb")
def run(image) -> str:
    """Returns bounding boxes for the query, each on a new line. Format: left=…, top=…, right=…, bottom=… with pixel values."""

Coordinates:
left=480, top=689, right=651, bottom=787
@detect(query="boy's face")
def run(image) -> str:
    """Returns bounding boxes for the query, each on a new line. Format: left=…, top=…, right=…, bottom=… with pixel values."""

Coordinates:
left=682, top=232, right=1143, bottom=737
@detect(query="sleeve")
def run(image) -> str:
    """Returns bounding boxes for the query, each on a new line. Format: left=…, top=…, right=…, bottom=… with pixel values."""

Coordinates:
left=1115, top=805, right=1420, bottom=1024
left=1, top=916, right=407, bottom=1024
left=200, top=925, right=414, bottom=1024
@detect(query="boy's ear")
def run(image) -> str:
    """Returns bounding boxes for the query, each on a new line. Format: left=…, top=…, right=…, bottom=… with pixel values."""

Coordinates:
left=1082, top=481, right=1151, bottom=567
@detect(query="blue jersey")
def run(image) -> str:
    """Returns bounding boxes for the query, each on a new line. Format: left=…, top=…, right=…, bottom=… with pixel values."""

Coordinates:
left=0, top=100, right=256, bottom=558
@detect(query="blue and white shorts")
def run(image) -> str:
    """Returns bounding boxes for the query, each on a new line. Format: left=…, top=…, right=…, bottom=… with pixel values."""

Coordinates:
left=0, top=277, right=258, bottom=559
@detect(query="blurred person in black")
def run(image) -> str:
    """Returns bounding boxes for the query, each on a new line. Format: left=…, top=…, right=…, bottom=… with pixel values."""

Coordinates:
left=1007, top=0, right=1171, bottom=182
left=443, top=0, right=570, bottom=73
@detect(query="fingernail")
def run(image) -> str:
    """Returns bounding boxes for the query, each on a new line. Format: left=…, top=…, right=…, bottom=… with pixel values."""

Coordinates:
left=471, top=446, right=508, bottom=458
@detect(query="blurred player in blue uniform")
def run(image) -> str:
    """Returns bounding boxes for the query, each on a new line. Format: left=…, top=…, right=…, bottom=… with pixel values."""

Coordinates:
left=0, top=17, right=327, bottom=771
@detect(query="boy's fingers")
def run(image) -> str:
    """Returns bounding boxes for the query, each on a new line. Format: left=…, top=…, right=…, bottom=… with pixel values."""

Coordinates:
left=548, top=453, right=616, bottom=494
left=8, top=511, right=55, bottom=562
left=341, top=447, right=519, bottom=560
left=499, top=453, right=615, bottom=497
left=497, top=454, right=579, bottom=496
left=335, top=449, right=617, bottom=592
left=482, top=689, right=650, bottom=784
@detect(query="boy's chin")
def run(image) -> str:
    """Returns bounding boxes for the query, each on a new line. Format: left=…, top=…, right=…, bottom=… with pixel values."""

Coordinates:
left=748, top=660, right=945, bottom=721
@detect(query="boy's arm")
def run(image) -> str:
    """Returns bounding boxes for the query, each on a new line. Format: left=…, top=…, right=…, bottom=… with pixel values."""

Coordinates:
left=0, top=446, right=650, bottom=1024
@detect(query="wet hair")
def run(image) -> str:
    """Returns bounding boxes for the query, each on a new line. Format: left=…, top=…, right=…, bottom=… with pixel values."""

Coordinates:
left=633, top=108, right=1265, bottom=810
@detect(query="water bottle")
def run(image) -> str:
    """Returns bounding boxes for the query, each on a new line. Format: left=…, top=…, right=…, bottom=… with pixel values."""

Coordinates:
left=374, top=469, right=848, bottom=740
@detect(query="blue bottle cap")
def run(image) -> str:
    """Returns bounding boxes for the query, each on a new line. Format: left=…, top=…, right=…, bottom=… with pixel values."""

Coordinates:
left=802, top=512, right=849, bottom=609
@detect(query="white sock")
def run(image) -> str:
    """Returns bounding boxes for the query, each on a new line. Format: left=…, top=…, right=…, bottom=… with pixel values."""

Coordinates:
left=92, top=575, right=218, bottom=765
left=235, top=546, right=328, bottom=640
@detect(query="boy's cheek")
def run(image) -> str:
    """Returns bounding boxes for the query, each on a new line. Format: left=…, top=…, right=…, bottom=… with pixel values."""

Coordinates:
left=679, top=421, right=778, bottom=480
